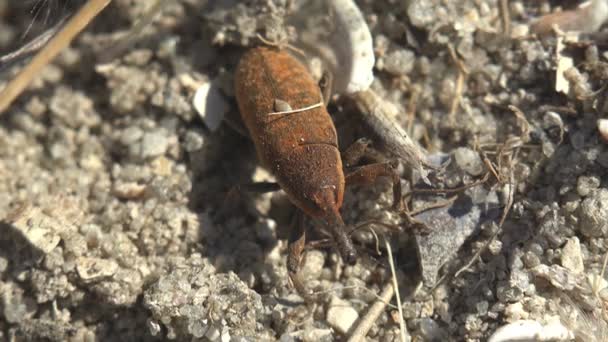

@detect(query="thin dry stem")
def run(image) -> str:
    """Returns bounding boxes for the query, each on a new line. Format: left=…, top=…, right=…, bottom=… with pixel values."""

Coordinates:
left=447, top=45, right=469, bottom=120
left=0, top=0, right=112, bottom=114
left=386, top=238, right=407, bottom=342
left=499, top=0, right=511, bottom=35
left=347, top=282, right=395, bottom=342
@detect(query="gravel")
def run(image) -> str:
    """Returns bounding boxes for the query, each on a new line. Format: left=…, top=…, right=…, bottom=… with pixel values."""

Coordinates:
left=1, top=0, right=608, bottom=341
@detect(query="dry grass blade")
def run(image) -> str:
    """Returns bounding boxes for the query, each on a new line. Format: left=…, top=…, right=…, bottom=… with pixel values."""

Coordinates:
left=0, top=0, right=112, bottom=114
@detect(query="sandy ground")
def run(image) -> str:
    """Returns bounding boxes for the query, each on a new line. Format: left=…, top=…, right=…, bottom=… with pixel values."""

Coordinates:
left=1, top=0, right=608, bottom=341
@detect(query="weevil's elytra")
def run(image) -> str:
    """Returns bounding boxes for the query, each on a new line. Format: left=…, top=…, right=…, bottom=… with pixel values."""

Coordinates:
left=234, top=47, right=345, bottom=219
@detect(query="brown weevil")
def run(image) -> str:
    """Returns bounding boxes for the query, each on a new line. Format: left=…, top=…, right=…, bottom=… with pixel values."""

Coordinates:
left=234, top=46, right=402, bottom=293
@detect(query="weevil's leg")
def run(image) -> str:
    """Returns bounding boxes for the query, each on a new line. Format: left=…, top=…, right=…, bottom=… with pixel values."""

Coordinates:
left=342, top=137, right=373, bottom=168
left=287, top=212, right=306, bottom=275
left=345, top=162, right=403, bottom=210
left=319, top=70, right=334, bottom=106
left=223, top=109, right=250, bottom=138
left=287, top=212, right=315, bottom=302
left=341, top=137, right=389, bottom=168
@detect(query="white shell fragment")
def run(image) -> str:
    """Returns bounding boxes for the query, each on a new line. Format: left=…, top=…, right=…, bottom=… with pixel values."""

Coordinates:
left=488, top=319, right=573, bottom=342
left=531, top=0, right=608, bottom=36
left=328, top=0, right=374, bottom=94
left=292, top=0, right=374, bottom=95
left=193, top=81, right=229, bottom=131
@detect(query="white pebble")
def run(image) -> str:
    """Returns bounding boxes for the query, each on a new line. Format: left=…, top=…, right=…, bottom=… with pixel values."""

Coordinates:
left=294, top=0, right=374, bottom=95
left=141, top=130, right=169, bottom=158
left=598, top=118, right=608, bottom=143
left=326, top=296, right=359, bottom=334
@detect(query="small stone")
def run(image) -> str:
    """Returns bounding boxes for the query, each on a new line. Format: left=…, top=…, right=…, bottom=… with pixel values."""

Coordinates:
left=578, top=189, right=608, bottom=237
left=112, top=181, right=147, bottom=200
left=205, top=326, right=220, bottom=341
left=598, top=118, right=608, bottom=143
left=476, top=301, right=489, bottom=315
left=453, top=147, right=484, bottom=176
left=150, top=156, right=172, bottom=176
left=531, top=264, right=581, bottom=291
left=496, top=282, right=524, bottom=303
left=193, top=81, right=228, bottom=131
left=414, top=318, right=447, bottom=341
left=0, top=256, right=8, bottom=272
left=380, top=49, right=415, bottom=76
left=120, top=126, right=143, bottom=145
left=576, top=175, right=600, bottom=197
left=148, top=319, right=162, bottom=336
left=301, top=328, right=332, bottom=341
left=141, top=130, right=169, bottom=158
left=504, top=302, right=528, bottom=322
left=300, top=250, right=325, bottom=281
left=522, top=251, right=541, bottom=268
left=183, top=130, right=205, bottom=152
left=561, top=237, right=584, bottom=274
left=4, top=204, right=61, bottom=253
left=76, top=257, right=119, bottom=282
left=487, top=239, right=503, bottom=255
left=326, top=296, right=359, bottom=334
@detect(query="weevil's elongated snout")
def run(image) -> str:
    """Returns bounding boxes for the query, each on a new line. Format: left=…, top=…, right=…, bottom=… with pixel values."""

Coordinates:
left=314, top=189, right=357, bottom=265
left=331, top=219, right=357, bottom=265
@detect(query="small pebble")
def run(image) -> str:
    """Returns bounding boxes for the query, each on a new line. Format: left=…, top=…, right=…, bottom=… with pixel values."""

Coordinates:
left=453, top=147, right=484, bottom=176
left=504, top=302, right=527, bottom=322
left=326, top=296, right=358, bottom=334
left=380, top=49, right=415, bottom=76
left=183, top=130, right=205, bottom=152
left=5, top=205, right=61, bottom=254
left=576, top=175, right=600, bottom=197
left=531, top=264, right=580, bottom=291
left=560, top=237, right=584, bottom=274
left=300, top=250, right=325, bottom=281
left=112, top=182, right=147, bottom=200
left=414, top=318, right=447, bottom=341
left=120, top=126, right=143, bottom=145
left=76, top=257, right=119, bottom=282
left=578, top=189, right=608, bottom=237
left=598, top=119, right=608, bottom=142
left=141, top=130, right=169, bottom=158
